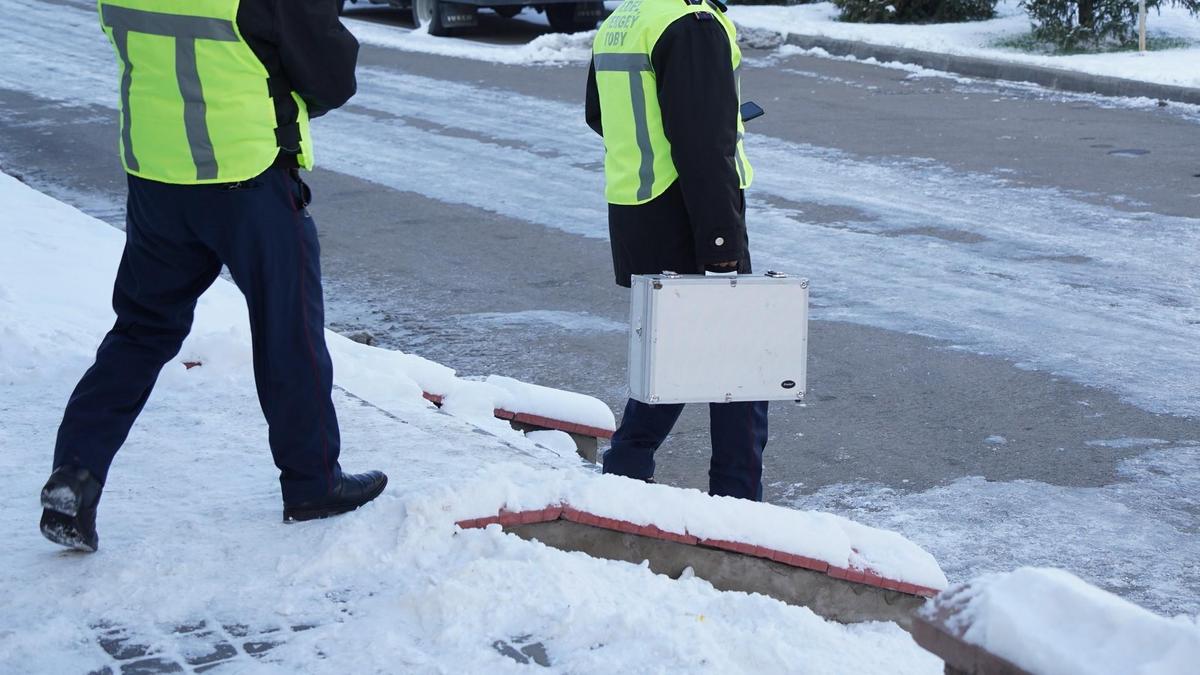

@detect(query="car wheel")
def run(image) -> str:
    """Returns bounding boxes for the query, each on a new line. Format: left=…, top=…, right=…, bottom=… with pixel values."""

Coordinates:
left=413, top=0, right=452, bottom=35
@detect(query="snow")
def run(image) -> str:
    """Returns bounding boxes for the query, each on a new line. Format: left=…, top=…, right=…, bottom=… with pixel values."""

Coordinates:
left=485, top=375, right=617, bottom=431
left=932, top=567, right=1200, bottom=675
left=0, top=171, right=943, bottom=672
left=730, top=1, right=1200, bottom=89
left=791, top=444, right=1200, bottom=617
left=344, top=15, right=594, bottom=65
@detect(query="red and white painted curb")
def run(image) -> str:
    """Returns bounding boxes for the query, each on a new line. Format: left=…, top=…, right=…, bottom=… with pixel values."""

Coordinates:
left=422, top=391, right=615, bottom=440
left=457, top=505, right=941, bottom=598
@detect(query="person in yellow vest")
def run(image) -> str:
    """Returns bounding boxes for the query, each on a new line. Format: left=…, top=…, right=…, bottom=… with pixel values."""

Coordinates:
left=39, top=0, right=387, bottom=552
left=585, top=0, right=769, bottom=500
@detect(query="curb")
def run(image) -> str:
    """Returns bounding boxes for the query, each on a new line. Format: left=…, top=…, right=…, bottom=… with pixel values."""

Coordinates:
left=457, top=505, right=942, bottom=597
left=768, top=31, right=1200, bottom=105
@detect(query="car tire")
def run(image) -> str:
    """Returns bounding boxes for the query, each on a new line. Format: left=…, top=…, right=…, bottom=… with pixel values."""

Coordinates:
left=546, top=3, right=601, bottom=33
left=413, top=0, right=452, bottom=36
left=494, top=5, right=521, bottom=18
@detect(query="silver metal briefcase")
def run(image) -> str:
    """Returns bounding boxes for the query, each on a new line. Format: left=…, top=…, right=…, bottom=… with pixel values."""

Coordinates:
left=628, top=271, right=809, bottom=404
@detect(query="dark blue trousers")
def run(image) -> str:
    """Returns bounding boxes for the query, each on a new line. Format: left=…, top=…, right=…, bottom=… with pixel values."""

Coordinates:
left=603, top=398, right=769, bottom=501
left=53, top=167, right=342, bottom=503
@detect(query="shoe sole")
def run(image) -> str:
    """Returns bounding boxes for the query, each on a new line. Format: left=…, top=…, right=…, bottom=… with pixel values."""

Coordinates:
left=283, top=476, right=389, bottom=523
left=39, top=509, right=97, bottom=552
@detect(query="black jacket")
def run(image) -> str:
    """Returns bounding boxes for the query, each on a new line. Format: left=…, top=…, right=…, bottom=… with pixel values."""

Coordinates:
left=237, top=0, right=359, bottom=162
left=586, top=10, right=750, bottom=287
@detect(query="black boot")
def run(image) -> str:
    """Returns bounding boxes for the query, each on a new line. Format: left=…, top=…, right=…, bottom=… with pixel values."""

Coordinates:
left=40, top=466, right=102, bottom=552
left=283, top=471, right=388, bottom=522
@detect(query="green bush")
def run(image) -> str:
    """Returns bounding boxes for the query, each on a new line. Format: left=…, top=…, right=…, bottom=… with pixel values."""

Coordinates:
left=833, top=0, right=998, bottom=23
left=1021, top=0, right=1200, bottom=50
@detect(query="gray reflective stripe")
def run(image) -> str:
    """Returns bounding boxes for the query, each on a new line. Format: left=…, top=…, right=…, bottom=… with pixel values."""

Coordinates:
left=595, top=52, right=655, bottom=200
left=627, top=70, right=655, bottom=201
left=593, top=53, right=651, bottom=73
left=101, top=4, right=238, bottom=180
left=111, top=28, right=138, bottom=172
left=101, top=5, right=238, bottom=41
left=734, top=132, right=747, bottom=185
left=174, top=38, right=218, bottom=180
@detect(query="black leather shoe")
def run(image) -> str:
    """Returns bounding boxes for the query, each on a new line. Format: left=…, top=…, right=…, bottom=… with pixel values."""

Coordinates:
left=283, top=471, right=388, bottom=522
left=40, top=466, right=102, bottom=552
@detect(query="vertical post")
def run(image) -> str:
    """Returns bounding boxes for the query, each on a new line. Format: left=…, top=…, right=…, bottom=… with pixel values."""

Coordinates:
left=1138, top=0, right=1147, bottom=53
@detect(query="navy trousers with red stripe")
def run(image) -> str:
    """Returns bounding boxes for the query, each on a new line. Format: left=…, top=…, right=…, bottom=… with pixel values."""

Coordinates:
left=53, top=166, right=342, bottom=503
left=603, top=398, right=769, bottom=501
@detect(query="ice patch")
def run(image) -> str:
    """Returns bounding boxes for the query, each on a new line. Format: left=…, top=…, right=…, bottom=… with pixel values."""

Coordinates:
left=1085, top=437, right=1169, bottom=449
left=792, top=445, right=1200, bottom=617
left=461, top=309, right=625, bottom=333
left=984, top=435, right=1007, bottom=445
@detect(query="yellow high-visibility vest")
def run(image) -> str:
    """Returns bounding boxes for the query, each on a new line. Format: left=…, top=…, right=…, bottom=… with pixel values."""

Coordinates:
left=593, top=0, right=752, bottom=205
left=98, top=0, right=313, bottom=184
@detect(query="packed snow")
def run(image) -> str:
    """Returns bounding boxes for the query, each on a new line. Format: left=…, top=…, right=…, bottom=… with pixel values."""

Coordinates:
left=0, top=171, right=947, bottom=671
left=344, top=13, right=595, bottom=66
left=928, top=567, right=1200, bottom=675
left=729, top=1, right=1200, bottom=89
left=4, top=0, right=1200, bottom=623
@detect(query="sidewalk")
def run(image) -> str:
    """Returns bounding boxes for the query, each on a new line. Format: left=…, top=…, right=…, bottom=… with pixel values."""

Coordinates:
left=730, top=1, right=1200, bottom=104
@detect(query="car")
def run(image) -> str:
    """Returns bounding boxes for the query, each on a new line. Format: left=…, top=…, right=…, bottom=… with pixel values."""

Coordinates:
left=341, top=0, right=606, bottom=37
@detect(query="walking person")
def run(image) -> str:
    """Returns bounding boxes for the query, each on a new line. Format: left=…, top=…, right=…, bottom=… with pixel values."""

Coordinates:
left=585, top=0, right=769, bottom=500
left=40, top=0, right=387, bottom=552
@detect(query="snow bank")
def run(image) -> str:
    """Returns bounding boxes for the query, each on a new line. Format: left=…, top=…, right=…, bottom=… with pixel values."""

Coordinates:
left=0, top=170, right=946, bottom=673
left=445, top=464, right=949, bottom=591
left=344, top=16, right=593, bottom=65
left=730, top=1, right=1200, bottom=89
left=932, top=567, right=1200, bottom=675
left=485, top=375, right=616, bottom=431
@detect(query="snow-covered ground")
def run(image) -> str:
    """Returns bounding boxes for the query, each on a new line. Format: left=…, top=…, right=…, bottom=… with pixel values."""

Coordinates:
left=4, top=0, right=1200, bottom=619
left=730, top=1, right=1200, bottom=89
left=345, top=13, right=595, bottom=66
left=931, top=567, right=1200, bottom=675
left=3, top=0, right=1199, bottom=640
left=0, top=172, right=944, bottom=672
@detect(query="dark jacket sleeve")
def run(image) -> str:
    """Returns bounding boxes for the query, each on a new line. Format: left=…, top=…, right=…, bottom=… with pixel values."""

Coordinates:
left=652, top=15, right=744, bottom=266
left=275, top=0, right=359, bottom=117
left=239, top=0, right=359, bottom=119
left=585, top=60, right=603, bottom=136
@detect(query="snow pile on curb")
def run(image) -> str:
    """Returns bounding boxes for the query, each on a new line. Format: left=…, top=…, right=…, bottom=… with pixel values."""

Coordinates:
left=932, top=567, right=1200, bottom=675
left=345, top=17, right=594, bottom=65
left=730, top=1, right=1200, bottom=89
left=449, top=465, right=949, bottom=592
left=0, top=170, right=950, bottom=672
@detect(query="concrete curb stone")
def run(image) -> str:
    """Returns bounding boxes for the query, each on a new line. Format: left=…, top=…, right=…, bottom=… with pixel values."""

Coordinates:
left=758, top=30, right=1200, bottom=105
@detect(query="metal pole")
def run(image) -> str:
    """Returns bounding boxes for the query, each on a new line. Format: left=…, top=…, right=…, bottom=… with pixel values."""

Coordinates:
left=1138, top=0, right=1147, bottom=53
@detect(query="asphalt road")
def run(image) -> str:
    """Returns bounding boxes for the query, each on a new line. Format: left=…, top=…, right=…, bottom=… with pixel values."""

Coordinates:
left=3, top=4, right=1199, bottom=507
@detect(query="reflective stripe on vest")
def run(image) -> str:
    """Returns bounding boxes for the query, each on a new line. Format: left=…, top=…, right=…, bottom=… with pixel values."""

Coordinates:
left=592, top=0, right=752, bottom=206
left=98, top=0, right=314, bottom=184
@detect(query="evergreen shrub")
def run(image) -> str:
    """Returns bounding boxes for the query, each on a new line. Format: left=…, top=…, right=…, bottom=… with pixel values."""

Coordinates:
left=832, top=0, right=998, bottom=23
